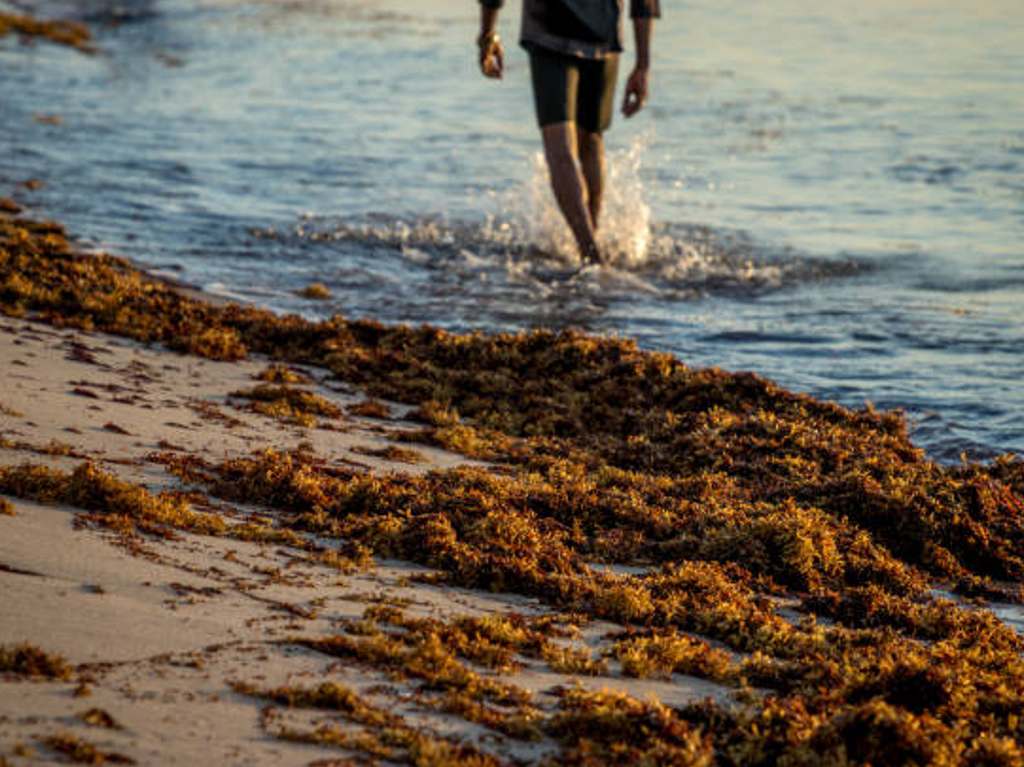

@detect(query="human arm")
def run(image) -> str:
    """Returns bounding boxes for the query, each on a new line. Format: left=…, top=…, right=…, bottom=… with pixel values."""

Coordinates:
left=622, top=0, right=660, bottom=117
left=478, top=1, right=504, bottom=79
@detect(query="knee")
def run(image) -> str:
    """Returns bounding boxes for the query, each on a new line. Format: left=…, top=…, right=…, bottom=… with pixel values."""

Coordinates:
left=542, top=123, right=577, bottom=163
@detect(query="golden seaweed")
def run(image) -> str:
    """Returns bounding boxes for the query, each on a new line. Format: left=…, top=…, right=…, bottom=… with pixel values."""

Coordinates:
left=36, top=733, right=134, bottom=764
left=351, top=444, right=426, bottom=464
left=4, top=204, right=1024, bottom=764
left=296, top=282, right=332, bottom=300
left=0, top=643, right=73, bottom=679
left=0, top=12, right=94, bottom=53
left=231, top=383, right=342, bottom=427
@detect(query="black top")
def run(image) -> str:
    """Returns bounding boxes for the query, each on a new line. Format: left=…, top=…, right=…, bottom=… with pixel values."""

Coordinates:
left=480, top=0, right=661, bottom=60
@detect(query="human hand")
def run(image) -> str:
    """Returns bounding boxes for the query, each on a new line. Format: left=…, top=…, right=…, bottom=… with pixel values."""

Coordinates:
left=621, top=66, right=649, bottom=117
left=479, top=33, right=504, bottom=79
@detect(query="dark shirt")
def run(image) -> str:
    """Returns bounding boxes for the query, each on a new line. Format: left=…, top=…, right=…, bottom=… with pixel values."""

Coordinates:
left=480, top=0, right=661, bottom=60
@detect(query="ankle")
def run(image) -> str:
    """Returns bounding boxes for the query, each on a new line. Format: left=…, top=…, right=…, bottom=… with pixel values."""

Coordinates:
left=581, top=241, right=603, bottom=265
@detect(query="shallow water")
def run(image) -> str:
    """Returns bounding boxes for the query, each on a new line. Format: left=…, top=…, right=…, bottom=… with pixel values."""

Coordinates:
left=2, top=0, right=1022, bottom=462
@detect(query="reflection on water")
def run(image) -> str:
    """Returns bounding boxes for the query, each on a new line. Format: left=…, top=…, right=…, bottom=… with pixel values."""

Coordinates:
left=1, top=0, right=1022, bottom=462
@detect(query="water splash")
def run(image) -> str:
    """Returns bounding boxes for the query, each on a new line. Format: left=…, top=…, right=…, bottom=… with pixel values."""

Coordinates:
left=492, top=134, right=654, bottom=267
left=250, top=132, right=869, bottom=307
left=597, top=135, right=654, bottom=267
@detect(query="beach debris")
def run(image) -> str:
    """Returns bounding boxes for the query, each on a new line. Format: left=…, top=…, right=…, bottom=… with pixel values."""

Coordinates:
left=547, top=687, right=712, bottom=765
left=539, top=643, right=608, bottom=676
left=78, top=708, right=122, bottom=729
left=230, top=384, right=342, bottom=428
left=36, top=733, right=134, bottom=764
left=0, top=562, right=43, bottom=576
left=0, top=401, right=22, bottom=416
left=0, top=12, right=93, bottom=52
left=612, top=629, right=735, bottom=682
left=0, top=643, right=73, bottom=680
left=186, top=398, right=244, bottom=429
left=0, top=462, right=226, bottom=538
left=234, top=665, right=529, bottom=760
left=254, top=363, right=311, bottom=385
left=10, top=743, right=34, bottom=759
left=314, top=545, right=374, bottom=573
left=296, top=282, right=332, bottom=300
left=350, top=444, right=425, bottom=464
left=347, top=399, right=391, bottom=419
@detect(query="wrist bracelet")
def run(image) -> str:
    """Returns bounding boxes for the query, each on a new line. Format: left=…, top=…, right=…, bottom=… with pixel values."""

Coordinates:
left=477, top=31, right=500, bottom=49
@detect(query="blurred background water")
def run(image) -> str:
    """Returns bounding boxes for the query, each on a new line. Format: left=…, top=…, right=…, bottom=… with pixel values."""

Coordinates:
left=1, top=0, right=1022, bottom=462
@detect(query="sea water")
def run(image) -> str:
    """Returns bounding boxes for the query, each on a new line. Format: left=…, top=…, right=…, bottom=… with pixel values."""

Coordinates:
left=1, top=0, right=1022, bottom=462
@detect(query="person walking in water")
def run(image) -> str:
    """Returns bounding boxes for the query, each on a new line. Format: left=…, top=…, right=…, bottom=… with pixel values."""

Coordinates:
left=477, top=0, right=660, bottom=266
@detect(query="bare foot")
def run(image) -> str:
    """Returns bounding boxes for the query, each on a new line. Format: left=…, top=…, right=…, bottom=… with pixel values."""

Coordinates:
left=582, top=243, right=605, bottom=266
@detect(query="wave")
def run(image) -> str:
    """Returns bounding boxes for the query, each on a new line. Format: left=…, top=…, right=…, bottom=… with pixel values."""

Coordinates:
left=250, top=140, right=870, bottom=307
left=251, top=214, right=870, bottom=308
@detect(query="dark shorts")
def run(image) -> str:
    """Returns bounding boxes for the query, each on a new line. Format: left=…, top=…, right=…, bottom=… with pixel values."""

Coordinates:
left=528, top=46, right=619, bottom=134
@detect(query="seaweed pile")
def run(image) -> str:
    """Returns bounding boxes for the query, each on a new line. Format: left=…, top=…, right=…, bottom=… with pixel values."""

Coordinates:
left=35, top=733, right=134, bottom=765
left=0, top=12, right=93, bottom=52
left=146, top=446, right=1023, bottom=763
left=3, top=207, right=1024, bottom=763
left=0, top=461, right=225, bottom=539
left=0, top=643, right=73, bottom=680
left=230, top=382, right=344, bottom=428
left=234, top=604, right=711, bottom=762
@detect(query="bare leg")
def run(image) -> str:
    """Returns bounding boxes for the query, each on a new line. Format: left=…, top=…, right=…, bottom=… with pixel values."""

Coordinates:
left=541, top=122, right=601, bottom=265
left=576, top=127, right=606, bottom=232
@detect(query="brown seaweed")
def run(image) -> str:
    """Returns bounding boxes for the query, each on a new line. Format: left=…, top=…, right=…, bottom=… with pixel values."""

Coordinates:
left=0, top=643, right=73, bottom=680
left=0, top=12, right=94, bottom=53
left=230, top=383, right=342, bottom=427
left=296, top=282, right=332, bottom=300
left=4, top=204, right=1024, bottom=764
left=36, top=733, right=134, bottom=764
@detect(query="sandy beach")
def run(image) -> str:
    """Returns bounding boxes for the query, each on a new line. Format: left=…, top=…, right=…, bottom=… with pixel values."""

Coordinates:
left=0, top=312, right=731, bottom=765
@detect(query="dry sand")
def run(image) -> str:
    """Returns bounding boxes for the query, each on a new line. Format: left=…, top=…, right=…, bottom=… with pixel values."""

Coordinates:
left=0, top=316, right=731, bottom=765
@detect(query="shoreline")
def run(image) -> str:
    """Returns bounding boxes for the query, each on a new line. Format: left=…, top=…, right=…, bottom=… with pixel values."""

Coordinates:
left=3, top=203, right=1024, bottom=764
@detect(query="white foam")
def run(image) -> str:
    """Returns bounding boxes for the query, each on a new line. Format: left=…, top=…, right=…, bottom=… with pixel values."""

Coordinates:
left=283, top=135, right=865, bottom=301
left=490, top=134, right=655, bottom=268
